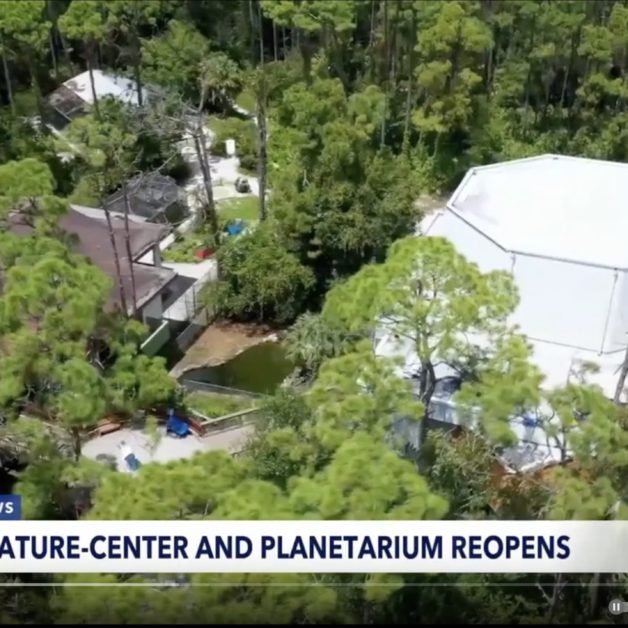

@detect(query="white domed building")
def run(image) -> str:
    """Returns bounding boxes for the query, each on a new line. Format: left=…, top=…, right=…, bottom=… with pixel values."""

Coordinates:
left=377, top=154, right=628, bottom=472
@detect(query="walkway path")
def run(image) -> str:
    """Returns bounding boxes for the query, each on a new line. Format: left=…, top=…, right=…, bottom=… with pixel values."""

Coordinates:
left=137, top=107, right=258, bottom=321
left=82, top=424, right=254, bottom=471
left=175, top=109, right=260, bottom=237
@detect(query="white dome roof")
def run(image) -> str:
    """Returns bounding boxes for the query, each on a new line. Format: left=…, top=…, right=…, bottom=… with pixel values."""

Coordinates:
left=416, top=155, right=628, bottom=400
left=448, top=154, right=628, bottom=269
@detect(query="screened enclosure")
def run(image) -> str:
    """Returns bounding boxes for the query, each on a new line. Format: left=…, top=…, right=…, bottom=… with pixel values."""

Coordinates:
left=105, top=173, right=189, bottom=226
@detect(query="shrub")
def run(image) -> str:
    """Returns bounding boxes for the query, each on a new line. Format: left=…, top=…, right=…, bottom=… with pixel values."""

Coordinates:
left=69, top=174, right=101, bottom=207
left=162, top=229, right=213, bottom=263
left=206, top=225, right=315, bottom=325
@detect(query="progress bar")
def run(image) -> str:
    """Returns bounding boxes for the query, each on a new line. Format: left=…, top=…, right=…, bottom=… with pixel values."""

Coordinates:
left=609, top=599, right=628, bottom=615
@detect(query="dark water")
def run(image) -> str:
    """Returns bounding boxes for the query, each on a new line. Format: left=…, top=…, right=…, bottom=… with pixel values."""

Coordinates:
left=183, top=342, right=294, bottom=394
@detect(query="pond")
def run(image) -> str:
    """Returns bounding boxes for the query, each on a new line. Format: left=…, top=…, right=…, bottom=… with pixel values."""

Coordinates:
left=182, top=341, right=294, bottom=395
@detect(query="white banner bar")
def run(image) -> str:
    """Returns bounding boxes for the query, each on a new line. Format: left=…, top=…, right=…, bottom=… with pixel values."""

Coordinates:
left=0, top=520, right=625, bottom=573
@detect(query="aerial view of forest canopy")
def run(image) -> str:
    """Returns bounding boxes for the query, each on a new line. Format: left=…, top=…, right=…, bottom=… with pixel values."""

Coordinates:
left=0, top=0, right=628, bottom=624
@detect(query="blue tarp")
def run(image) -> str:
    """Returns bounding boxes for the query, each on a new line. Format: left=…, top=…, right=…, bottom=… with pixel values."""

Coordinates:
left=226, top=221, right=244, bottom=236
left=167, top=415, right=190, bottom=438
left=125, top=453, right=142, bottom=472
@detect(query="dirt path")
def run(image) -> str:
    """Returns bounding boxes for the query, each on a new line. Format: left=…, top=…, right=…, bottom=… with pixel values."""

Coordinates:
left=170, top=321, right=280, bottom=378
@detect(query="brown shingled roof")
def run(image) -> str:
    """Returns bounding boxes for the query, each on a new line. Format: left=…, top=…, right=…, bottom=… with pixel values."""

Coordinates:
left=7, top=206, right=176, bottom=314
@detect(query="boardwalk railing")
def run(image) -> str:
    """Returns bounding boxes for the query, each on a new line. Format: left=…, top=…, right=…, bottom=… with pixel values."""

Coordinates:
left=180, top=378, right=266, bottom=399
left=187, top=407, right=261, bottom=437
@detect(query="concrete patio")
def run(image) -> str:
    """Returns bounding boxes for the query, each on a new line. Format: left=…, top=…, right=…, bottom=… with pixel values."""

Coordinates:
left=82, top=424, right=253, bottom=472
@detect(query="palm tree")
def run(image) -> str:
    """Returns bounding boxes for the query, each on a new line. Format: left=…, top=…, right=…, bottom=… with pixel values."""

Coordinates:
left=284, top=312, right=366, bottom=379
left=199, top=52, right=243, bottom=111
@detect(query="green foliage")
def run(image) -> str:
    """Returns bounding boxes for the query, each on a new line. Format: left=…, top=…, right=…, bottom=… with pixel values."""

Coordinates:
left=63, top=101, right=137, bottom=198
left=142, top=18, right=211, bottom=103
left=235, top=87, right=256, bottom=113
left=270, top=78, right=421, bottom=284
left=218, top=195, right=259, bottom=223
left=8, top=415, right=113, bottom=519
left=161, top=232, right=207, bottom=263
left=64, top=98, right=181, bottom=200
left=259, top=57, right=306, bottom=107
left=261, top=0, right=355, bottom=80
left=106, top=351, right=175, bottom=415
left=9, top=417, right=75, bottom=519
left=0, top=158, right=67, bottom=230
left=322, top=235, right=521, bottom=432
left=247, top=388, right=314, bottom=486
left=0, top=157, right=54, bottom=204
left=208, top=224, right=315, bottom=325
left=200, top=51, right=243, bottom=109
left=284, top=311, right=367, bottom=378
left=0, top=237, right=112, bottom=376
left=102, top=0, right=178, bottom=101
left=412, top=1, right=491, bottom=145
left=324, top=235, right=517, bottom=338
left=0, top=155, right=174, bottom=464
left=423, top=430, right=495, bottom=518
left=0, top=115, right=73, bottom=192
left=540, top=384, right=628, bottom=519
left=7, top=2, right=628, bottom=623
left=247, top=341, right=428, bottom=488
left=0, top=1, right=49, bottom=51
left=0, top=574, right=51, bottom=624
left=289, top=430, right=448, bottom=521
left=54, top=351, right=448, bottom=623
left=86, top=449, right=248, bottom=520
left=144, top=414, right=161, bottom=455
left=58, top=0, right=106, bottom=43
left=184, top=391, right=254, bottom=418
left=307, top=345, right=423, bottom=454
left=68, top=174, right=101, bottom=207
left=456, top=335, right=545, bottom=445
left=0, top=232, right=175, bottom=432
left=261, top=0, right=355, bottom=35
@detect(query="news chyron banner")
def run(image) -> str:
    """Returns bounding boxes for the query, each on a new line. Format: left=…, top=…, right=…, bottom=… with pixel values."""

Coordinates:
left=0, top=516, right=627, bottom=574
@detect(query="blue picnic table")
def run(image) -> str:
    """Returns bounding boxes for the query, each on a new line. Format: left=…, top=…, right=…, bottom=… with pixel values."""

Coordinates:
left=166, top=414, right=190, bottom=438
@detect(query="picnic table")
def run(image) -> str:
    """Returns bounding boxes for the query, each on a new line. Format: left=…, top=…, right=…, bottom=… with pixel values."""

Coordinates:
left=166, top=414, right=191, bottom=438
